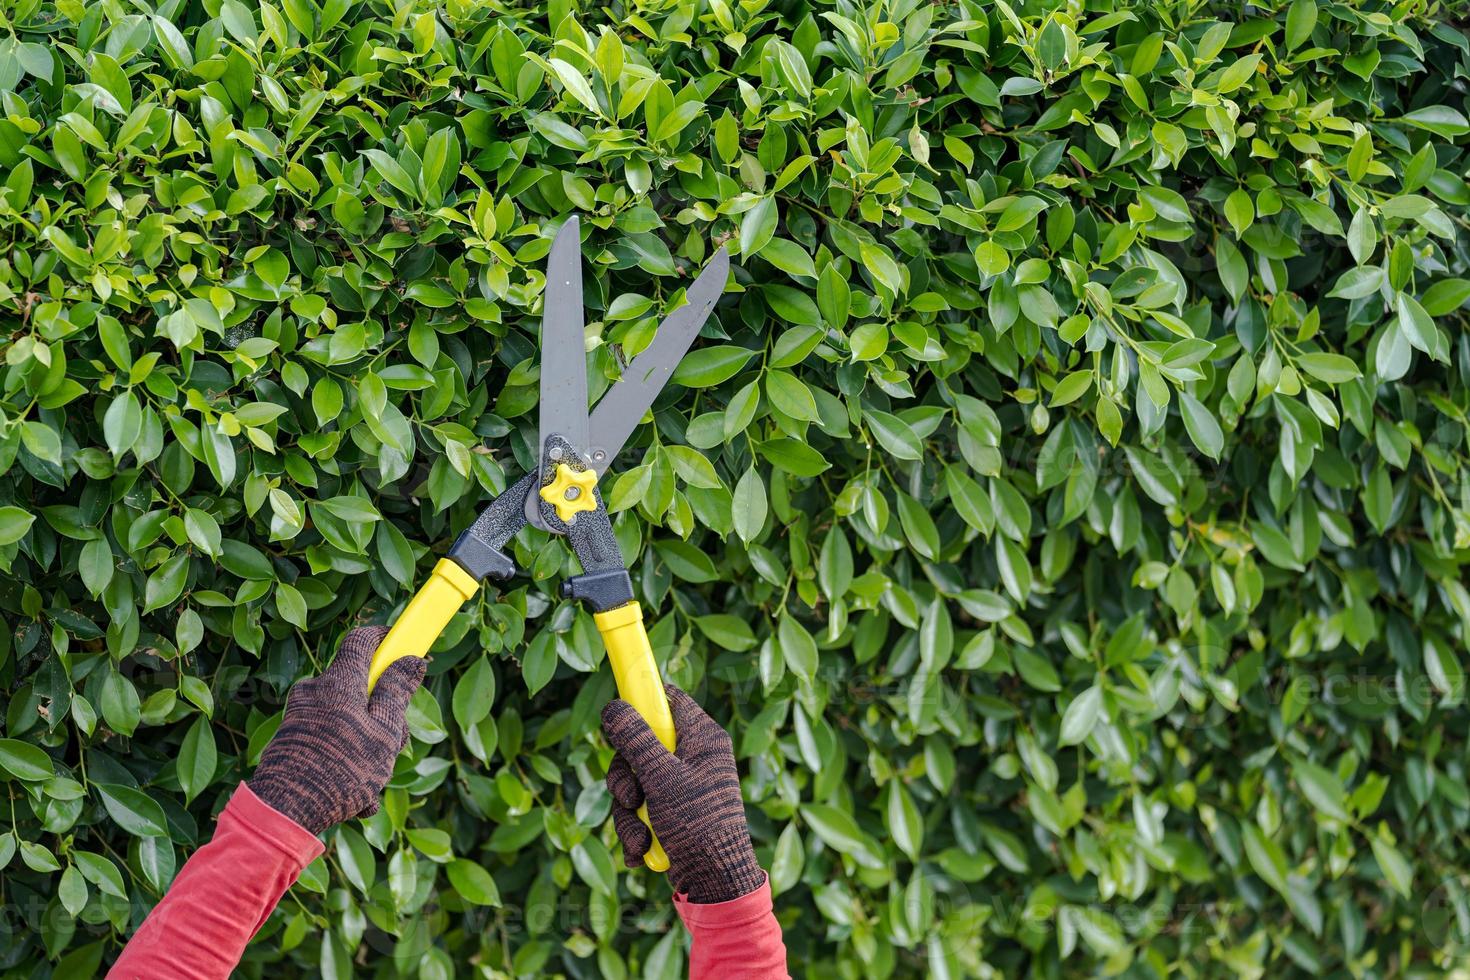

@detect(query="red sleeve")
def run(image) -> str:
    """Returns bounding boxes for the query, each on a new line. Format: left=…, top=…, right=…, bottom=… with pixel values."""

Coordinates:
left=107, top=782, right=324, bottom=980
left=676, top=874, right=789, bottom=980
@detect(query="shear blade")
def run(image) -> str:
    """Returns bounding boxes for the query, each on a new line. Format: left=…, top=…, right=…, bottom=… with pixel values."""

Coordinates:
left=586, top=246, right=729, bottom=473
left=528, top=216, right=592, bottom=529
left=526, top=229, right=729, bottom=529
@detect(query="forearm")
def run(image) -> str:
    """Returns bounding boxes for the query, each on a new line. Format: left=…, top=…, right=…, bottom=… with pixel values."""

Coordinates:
left=678, top=874, right=789, bottom=980
left=107, top=783, right=323, bottom=980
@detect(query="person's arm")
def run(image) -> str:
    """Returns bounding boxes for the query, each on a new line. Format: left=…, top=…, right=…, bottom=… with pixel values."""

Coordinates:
left=674, top=875, right=788, bottom=979
left=602, top=685, right=789, bottom=980
left=106, top=783, right=322, bottom=979
left=108, top=627, right=425, bottom=979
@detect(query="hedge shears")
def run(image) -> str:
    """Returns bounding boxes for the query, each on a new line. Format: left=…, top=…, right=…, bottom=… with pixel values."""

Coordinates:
left=364, top=216, right=727, bottom=873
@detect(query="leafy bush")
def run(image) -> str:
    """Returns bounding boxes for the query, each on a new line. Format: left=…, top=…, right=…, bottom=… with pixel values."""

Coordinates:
left=3, top=0, right=1470, bottom=975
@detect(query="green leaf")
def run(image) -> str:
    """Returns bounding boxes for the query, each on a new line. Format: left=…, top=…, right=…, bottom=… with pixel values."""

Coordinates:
left=446, top=858, right=502, bottom=906
left=0, top=739, right=54, bottom=781
left=75, top=851, right=127, bottom=899
left=1348, top=208, right=1378, bottom=265
left=275, top=581, right=308, bottom=629
left=671, top=346, right=757, bottom=388
left=1296, top=353, right=1361, bottom=384
left=1014, top=648, right=1060, bottom=692
left=177, top=716, right=217, bottom=805
left=320, top=496, right=382, bottom=523
left=778, top=613, right=818, bottom=683
left=21, top=421, right=62, bottom=465
left=654, top=540, right=718, bottom=583
left=1290, top=758, right=1350, bottom=822
left=1420, top=279, right=1470, bottom=316
left=732, top=466, right=767, bottom=544
left=819, top=527, right=853, bottom=600
left=864, top=410, right=923, bottom=460
left=896, top=492, right=941, bottom=560
left=1139, top=185, right=1190, bottom=222
left=769, top=822, right=805, bottom=896
left=761, top=239, right=817, bottom=280
left=1224, top=189, right=1253, bottom=236
left=220, top=0, right=258, bottom=44
left=1215, top=55, right=1260, bottom=94
left=1251, top=523, right=1304, bottom=571
left=334, top=827, right=376, bottom=894
left=859, top=241, right=905, bottom=296
left=153, top=16, right=194, bottom=68
left=528, top=112, right=589, bottom=150
left=201, top=426, right=236, bottom=487
left=817, top=264, right=851, bottom=329
left=740, top=197, right=778, bottom=257
left=919, top=597, right=953, bottom=671
left=756, top=438, right=830, bottom=476
left=1397, top=106, right=1470, bottom=138
left=975, top=240, right=1010, bottom=277
left=547, top=58, right=601, bottom=114
left=96, top=784, right=169, bottom=837
left=453, top=656, right=496, bottom=733
left=1395, top=292, right=1437, bottom=355
left=1241, top=824, right=1289, bottom=895
left=143, top=554, right=189, bottom=613
left=184, top=508, right=222, bottom=557
left=1424, top=638, right=1465, bottom=701
left=1049, top=371, right=1093, bottom=408
left=801, top=804, right=885, bottom=869
left=363, top=149, right=418, bottom=199
left=1178, top=391, right=1224, bottom=460
left=572, top=837, right=616, bottom=896
left=521, top=632, right=557, bottom=695
left=21, top=841, right=61, bottom=872
left=694, top=615, right=758, bottom=652
left=1058, top=686, right=1103, bottom=746
left=103, top=390, right=143, bottom=458
left=1285, top=0, right=1317, bottom=48
left=1371, top=836, right=1413, bottom=898
left=886, top=783, right=923, bottom=861
left=765, top=369, right=819, bottom=421
left=100, top=671, right=141, bottom=737
left=0, top=507, right=35, bottom=546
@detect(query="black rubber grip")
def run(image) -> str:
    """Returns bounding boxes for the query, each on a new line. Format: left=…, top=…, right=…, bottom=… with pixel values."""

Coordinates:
left=561, top=569, right=635, bottom=612
left=448, top=531, right=517, bottom=582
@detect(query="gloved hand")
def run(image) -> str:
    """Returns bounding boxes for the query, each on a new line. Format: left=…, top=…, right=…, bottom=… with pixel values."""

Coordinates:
left=602, top=684, right=765, bottom=903
left=248, top=626, right=425, bottom=835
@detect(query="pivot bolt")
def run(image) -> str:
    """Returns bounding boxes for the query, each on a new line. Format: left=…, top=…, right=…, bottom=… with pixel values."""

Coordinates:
left=537, top=463, right=599, bottom=523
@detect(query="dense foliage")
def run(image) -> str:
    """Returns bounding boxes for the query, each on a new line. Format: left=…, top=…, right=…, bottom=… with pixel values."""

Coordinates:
left=2, top=0, right=1470, bottom=975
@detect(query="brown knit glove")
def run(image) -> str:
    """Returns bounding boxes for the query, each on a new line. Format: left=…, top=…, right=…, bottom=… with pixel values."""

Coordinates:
left=248, top=627, right=426, bottom=835
left=602, top=684, right=765, bottom=903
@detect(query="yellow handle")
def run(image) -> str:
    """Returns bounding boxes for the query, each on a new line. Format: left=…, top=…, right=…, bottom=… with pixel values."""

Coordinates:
left=594, top=601, right=673, bottom=873
left=367, top=558, right=480, bottom=692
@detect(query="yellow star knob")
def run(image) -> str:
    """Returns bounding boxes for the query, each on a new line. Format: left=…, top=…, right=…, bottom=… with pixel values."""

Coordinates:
left=538, top=463, right=599, bottom=524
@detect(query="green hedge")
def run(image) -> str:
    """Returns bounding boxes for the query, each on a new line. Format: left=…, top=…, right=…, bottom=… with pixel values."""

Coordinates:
left=3, top=0, right=1470, bottom=975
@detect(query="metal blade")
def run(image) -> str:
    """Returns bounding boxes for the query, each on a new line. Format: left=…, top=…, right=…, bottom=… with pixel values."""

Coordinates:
left=527, top=217, right=590, bottom=530
left=585, top=246, right=728, bottom=474
left=537, top=215, right=590, bottom=468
